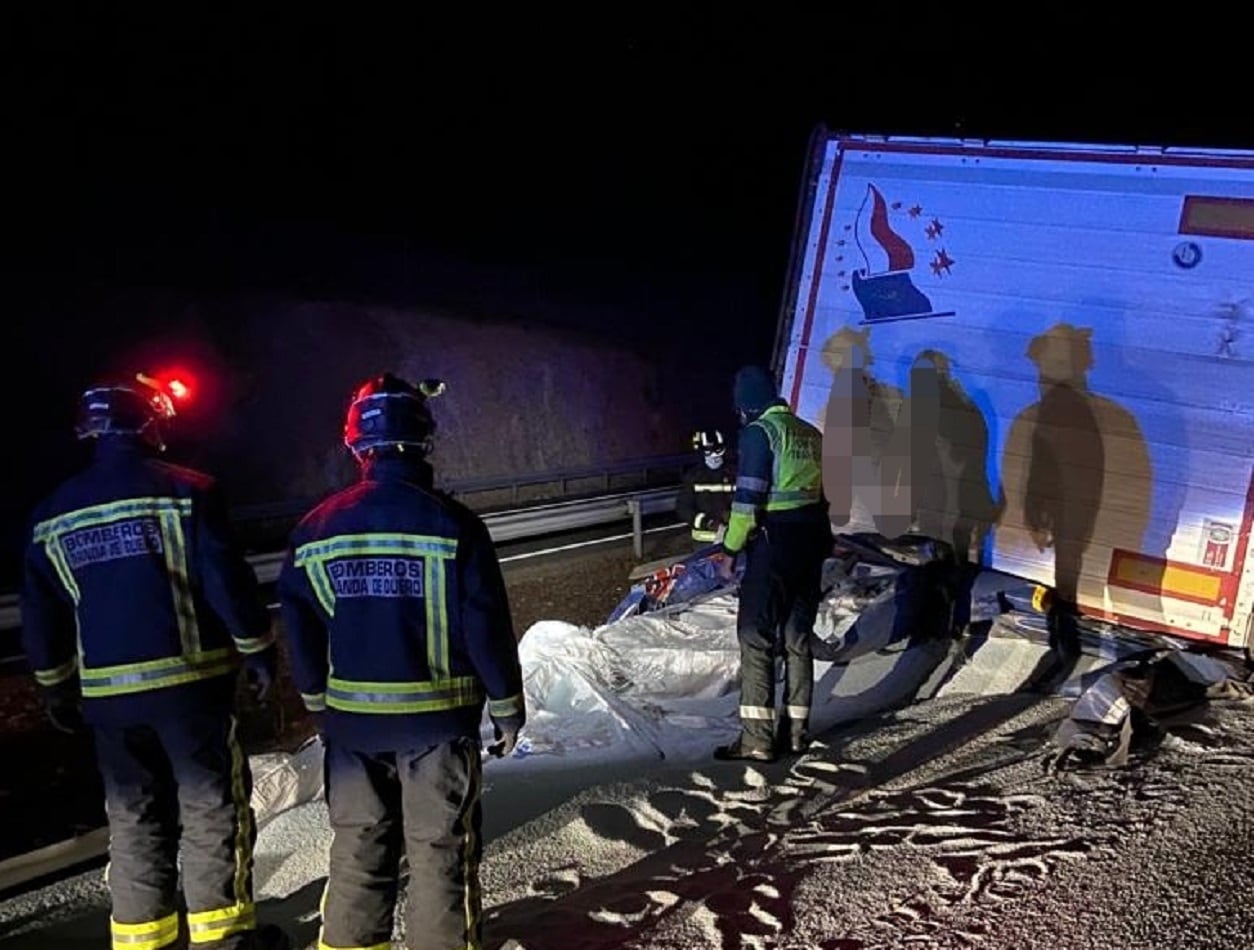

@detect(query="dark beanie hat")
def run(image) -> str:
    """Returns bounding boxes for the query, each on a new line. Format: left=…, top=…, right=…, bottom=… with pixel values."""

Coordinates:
left=733, top=365, right=779, bottom=414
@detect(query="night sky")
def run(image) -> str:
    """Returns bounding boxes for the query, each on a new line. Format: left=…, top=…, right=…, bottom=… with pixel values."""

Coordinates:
left=7, top=12, right=1249, bottom=312
left=1, top=10, right=1249, bottom=582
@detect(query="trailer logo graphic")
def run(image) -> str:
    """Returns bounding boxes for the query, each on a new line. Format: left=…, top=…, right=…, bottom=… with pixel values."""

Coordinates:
left=842, top=184, right=955, bottom=325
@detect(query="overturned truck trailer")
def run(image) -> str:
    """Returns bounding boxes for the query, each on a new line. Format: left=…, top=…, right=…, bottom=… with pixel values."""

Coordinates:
left=776, top=129, right=1254, bottom=648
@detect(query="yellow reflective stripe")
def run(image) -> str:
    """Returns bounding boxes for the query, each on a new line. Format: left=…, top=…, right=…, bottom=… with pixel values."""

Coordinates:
left=227, top=716, right=254, bottom=918
left=81, top=648, right=235, bottom=697
left=35, top=656, right=79, bottom=686
left=318, top=939, right=391, bottom=950
left=693, top=484, right=734, bottom=492
left=233, top=633, right=274, bottom=655
left=488, top=693, right=524, bottom=718
left=294, top=532, right=457, bottom=667
left=326, top=675, right=482, bottom=714
left=692, top=529, right=719, bottom=541
left=302, top=691, right=328, bottom=711
left=306, top=560, right=337, bottom=618
left=294, top=532, right=458, bottom=563
left=187, top=900, right=255, bottom=943
left=32, top=497, right=193, bottom=543
left=462, top=739, right=483, bottom=944
left=45, top=537, right=81, bottom=604
left=159, top=510, right=199, bottom=655
left=110, top=911, right=179, bottom=950
left=426, top=556, right=450, bottom=677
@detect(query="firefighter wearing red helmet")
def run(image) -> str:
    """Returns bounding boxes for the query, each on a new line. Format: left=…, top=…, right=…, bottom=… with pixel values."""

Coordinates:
left=19, top=373, right=285, bottom=950
left=277, top=372, right=525, bottom=950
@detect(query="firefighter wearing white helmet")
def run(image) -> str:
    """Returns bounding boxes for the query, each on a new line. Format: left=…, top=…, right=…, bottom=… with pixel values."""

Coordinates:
left=675, top=428, right=736, bottom=548
left=20, top=372, right=285, bottom=950
left=277, top=372, right=525, bottom=950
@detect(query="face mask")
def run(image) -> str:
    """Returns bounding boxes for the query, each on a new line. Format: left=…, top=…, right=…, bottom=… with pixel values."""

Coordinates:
left=704, top=453, right=725, bottom=470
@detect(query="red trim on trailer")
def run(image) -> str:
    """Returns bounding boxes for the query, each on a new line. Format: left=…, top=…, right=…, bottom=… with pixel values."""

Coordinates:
left=1090, top=607, right=1231, bottom=644
left=833, top=137, right=1254, bottom=170
left=787, top=152, right=843, bottom=409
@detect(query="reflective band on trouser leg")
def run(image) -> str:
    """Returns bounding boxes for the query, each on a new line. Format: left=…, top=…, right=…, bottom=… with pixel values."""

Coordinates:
left=738, top=641, right=777, bottom=748
left=462, top=743, right=484, bottom=948
left=187, top=901, right=256, bottom=944
left=110, top=913, right=180, bottom=950
left=739, top=705, right=775, bottom=721
left=177, top=716, right=256, bottom=945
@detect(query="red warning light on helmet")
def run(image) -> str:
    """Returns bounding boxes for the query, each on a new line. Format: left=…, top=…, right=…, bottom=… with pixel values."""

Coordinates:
left=138, top=370, right=195, bottom=402
left=136, top=369, right=196, bottom=419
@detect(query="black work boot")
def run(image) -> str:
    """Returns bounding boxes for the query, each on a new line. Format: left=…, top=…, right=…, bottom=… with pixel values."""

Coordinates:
left=776, top=715, right=811, bottom=755
left=788, top=724, right=811, bottom=754
left=714, top=734, right=777, bottom=762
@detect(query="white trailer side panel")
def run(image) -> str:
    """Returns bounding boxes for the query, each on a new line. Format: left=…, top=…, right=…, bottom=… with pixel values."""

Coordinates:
left=778, top=134, right=1254, bottom=645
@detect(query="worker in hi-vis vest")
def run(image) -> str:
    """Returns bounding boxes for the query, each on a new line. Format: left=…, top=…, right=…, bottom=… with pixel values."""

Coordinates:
left=709, top=365, right=833, bottom=762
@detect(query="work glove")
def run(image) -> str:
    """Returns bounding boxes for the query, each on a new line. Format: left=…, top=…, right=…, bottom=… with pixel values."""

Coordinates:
left=243, top=648, right=277, bottom=703
left=487, top=713, right=525, bottom=758
left=43, top=683, right=85, bottom=735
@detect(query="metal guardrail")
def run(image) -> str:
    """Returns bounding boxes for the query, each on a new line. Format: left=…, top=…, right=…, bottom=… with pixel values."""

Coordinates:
left=0, top=487, right=679, bottom=632
left=231, top=454, right=692, bottom=524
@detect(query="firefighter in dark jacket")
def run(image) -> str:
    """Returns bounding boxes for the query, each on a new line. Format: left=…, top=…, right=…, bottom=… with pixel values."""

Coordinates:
left=278, top=373, right=526, bottom=950
left=20, top=374, right=281, bottom=950
left=674, top=429, right=736, bottom=548
left=710, top=365, right=832, bottom=762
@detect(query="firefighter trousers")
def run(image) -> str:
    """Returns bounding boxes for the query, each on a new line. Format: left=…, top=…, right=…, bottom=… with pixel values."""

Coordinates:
left=93, top=712, right=257, bottom=950
left=319, top=736, right=483, bottom=950
left=735, top=519, right=831, bottom=749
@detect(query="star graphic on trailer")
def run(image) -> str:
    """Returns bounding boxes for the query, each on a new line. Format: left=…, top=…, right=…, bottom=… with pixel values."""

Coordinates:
left=908, top=205, right=923, bottom=218
left=930, top=248, right=955, bottom=276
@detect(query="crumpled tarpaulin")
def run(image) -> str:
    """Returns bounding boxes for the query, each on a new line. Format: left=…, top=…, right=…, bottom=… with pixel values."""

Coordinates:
left=509, top=533, right=963, bottom=767
left=1053, top=647, right=1254, bottom=768
left=249, top=736, right=325, bottom=827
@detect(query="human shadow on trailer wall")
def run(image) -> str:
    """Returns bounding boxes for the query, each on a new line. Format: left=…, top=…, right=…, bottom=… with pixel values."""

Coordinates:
left=818, top=326, right=904, bottom=534
left=884, top=348, right=1002, bottom=633
left=817, top=327, right=999, bottom=633
left=997, top=322, right=1153, bottom=686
